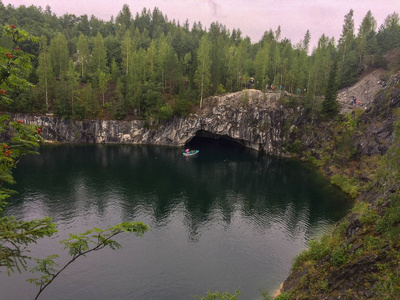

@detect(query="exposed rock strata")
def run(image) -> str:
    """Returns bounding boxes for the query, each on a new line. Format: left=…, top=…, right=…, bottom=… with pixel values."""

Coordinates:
left=11, top=90, right=305, bottom=156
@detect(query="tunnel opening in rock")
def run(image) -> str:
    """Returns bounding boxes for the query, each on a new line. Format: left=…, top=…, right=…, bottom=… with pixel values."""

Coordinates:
left=185, top=130, right=247, bottom=150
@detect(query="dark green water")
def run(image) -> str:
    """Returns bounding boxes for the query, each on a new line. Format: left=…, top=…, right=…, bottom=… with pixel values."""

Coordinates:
left=1, top=140, right=352, bottom=299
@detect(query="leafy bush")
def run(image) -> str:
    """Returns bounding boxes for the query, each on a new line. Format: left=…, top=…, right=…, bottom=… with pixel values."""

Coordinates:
left=331, top=246, right=348, bottom=267
left=376, top=194, right=400, bottom=241
left=158, top=103, right=173, bottom=121
left=287, top=139, right=302, bottom=154
left=292, top=235, right=334, bottom=270
left=330, top=174, right=360, bottom=198
left=196, top=290, right=241, bottom=300
left=173, top=98, right=191, bottom=117
left=216, top=84, right=226, bottom=95
left=274, top=292, right=292, bottom=300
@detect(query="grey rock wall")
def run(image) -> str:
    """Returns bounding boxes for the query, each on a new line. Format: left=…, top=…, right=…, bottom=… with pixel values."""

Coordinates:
left=11, top=90, right=306, bottom=156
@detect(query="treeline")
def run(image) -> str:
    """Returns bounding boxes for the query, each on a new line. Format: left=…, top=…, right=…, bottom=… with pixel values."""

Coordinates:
left=1, top=3, right=400, bottom=122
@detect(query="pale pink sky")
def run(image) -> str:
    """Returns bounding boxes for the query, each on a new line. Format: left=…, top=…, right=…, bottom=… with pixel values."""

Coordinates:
left=2, top=0, right=400, bottom=49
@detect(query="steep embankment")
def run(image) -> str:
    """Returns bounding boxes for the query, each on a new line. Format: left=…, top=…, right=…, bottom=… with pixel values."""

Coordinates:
left=279, top=71, right=400, bottom=299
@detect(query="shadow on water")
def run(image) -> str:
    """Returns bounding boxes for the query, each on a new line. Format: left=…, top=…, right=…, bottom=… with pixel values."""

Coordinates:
left=3, top=141, right=353, bottom=300
left=7, top=142, right=352, bottom=237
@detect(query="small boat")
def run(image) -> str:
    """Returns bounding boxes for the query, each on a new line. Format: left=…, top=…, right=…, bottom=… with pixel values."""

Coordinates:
left=183, top=149, right=199, bottom=157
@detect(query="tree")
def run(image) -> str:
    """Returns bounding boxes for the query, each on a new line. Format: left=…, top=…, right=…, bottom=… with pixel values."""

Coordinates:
left=37, top=35, right=53, bottom=110
left=0, top=25, right=149, bottom=300
left=303, top=29, right=311, bottom=53
left=0, top=23, right=57, bottom=277
left=76, top=33, right=90, bottom=79
left=321, top=57, right=339, bottom=118
left=121, top=30, right=133, bottom=76
left=377, top=12, right=400, bottom=52
left=66, top=59, right=79, bottom=116
left=357, top=10, right=377, bottom=63
left=116, top=4, right=132, bottom=29
left=91, top=32, right=107, bottom=74
left=29, top=222, right=148, bottom=300
left=98, top=71, right=110, bottom=106
left=254, top=41, right=270, bottom=90
left=337, top=10, right=358, bottom=87
left=195, top=34, right=211, bottom=109
left=49, top=32, right=68, bottom=79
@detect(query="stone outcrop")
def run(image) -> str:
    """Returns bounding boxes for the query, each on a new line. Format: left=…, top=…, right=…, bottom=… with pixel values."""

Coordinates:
left=11, top=90, right=306, bottom=157
left=355, top=72, right=400, bottom=156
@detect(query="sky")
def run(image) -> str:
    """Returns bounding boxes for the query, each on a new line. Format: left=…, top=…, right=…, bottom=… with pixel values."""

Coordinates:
left=2, top=0, right=400, bottom=49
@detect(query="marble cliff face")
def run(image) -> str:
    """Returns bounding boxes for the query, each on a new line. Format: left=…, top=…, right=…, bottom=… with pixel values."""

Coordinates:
left=12, top=90, right=307, bottom=156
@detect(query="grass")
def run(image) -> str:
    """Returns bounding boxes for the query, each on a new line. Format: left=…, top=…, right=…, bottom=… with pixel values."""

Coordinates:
left=330, top=174, right=360, bottom=198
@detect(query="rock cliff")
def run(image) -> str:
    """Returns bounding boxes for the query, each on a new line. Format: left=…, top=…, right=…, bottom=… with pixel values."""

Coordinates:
left=11, top=90, right=305, bottom=157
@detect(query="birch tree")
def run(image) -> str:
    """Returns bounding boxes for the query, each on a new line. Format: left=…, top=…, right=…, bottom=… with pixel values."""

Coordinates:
left=195, top=34, right=211, bottom=109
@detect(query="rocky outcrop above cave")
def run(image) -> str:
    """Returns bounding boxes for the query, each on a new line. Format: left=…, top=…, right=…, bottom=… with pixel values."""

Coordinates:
left=11, top=90, right=306, bottom=156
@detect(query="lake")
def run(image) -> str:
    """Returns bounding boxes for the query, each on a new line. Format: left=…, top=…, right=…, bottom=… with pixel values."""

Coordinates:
left=1, top=139, right=352, bottom=299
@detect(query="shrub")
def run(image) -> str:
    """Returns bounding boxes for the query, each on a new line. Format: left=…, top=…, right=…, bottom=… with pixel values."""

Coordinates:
left=331, top=174, right=360, bottom=198
left=216, top=84, right=226, bottom=95
left=274, top=292, right=292, bottom=300
left=375, top=194, right=400, bottom=241
left=331, top=246, right=348, bottom=267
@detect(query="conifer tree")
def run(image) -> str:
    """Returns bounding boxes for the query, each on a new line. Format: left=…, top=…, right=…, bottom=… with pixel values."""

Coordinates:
left=322, top=57, right=339, bottom=118
left=357, top=10, right=377, bottom=63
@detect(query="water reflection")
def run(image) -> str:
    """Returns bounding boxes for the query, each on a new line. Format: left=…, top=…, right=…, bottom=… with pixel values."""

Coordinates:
left=3, top=143, right=352, bottom=300
left=7, top=143, right=351, bottom=240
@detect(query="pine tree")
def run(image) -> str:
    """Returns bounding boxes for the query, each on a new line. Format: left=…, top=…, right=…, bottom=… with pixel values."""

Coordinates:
left=357, top=10, right=377, bottom=63
left=322, top=57, right=339, bottom=118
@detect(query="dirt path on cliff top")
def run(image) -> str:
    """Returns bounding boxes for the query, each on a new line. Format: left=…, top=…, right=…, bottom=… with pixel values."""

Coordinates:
left=337, top=68, right=386, bottom=114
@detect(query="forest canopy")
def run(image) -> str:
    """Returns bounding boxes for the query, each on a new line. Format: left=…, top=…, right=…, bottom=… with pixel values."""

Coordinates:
left=0, top=3, right=399, bottom=122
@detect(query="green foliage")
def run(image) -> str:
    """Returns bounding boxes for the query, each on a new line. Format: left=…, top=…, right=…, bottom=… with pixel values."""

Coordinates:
left=216, top=84, right=226, bottom=95
left=1, top=25, right=150, bottom=300
left=376, top=118, right=400, bottom=193
left=373, top=248, right=400, bottom=298
left=330, top=245, right=349, bottom=267
left=358, top=206, right=378, bottom=224
left=292, top=235, right=335, bottom=270
left=321, top=58, right=339, bottom=118
left=330, top=174, right=360, bottom=198
left=0, top=24, right=57, bottom=276
left=195, top=290, right=241, bottom=300
left=173, top=97, right=191, bottom=117
left=29, top=222, right=149, bottom=299
left=1, top=4, right=399, bottom=122
left=376, top=194, right=400, bottom=241
left=279, top=95, right=299, bottom=108
left=333, top=219, right=350, bottom=236
left=158, top=103, right=173, bottom=121
left=287, top=139, right=302, bottom=154
left=240, top=89, right=249, bottom=106
left=273, top=292, right=292, bottom=300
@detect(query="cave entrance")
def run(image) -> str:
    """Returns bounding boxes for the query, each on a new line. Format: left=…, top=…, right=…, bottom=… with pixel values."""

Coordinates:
left=185, top=130, right=247, bottom=151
